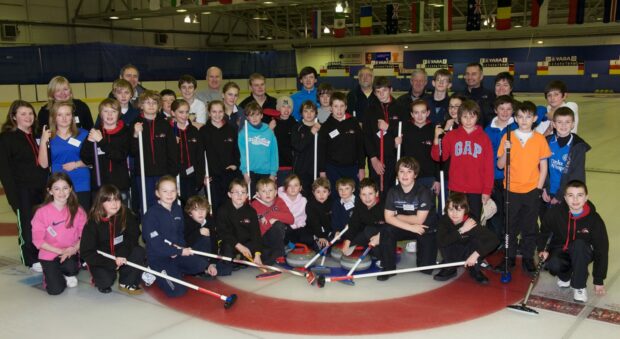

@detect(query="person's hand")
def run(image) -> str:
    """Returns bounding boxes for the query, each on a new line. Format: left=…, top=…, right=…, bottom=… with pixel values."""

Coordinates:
left=539, top=251, right=549, bottom=261
left=59, top=246, right=77, bottom=263
left=358, top=169, right=365, bottom=181
left=319, top=172, right=326, bottom=178
left=444, top=119, right=455, bottom=131
left=370, top=157, right=384, bottom=175
left=268, top=218, right=278, bottom=225
left=465, top=252, right=480, bottom=267
left=268, top=120, right=277, bottom=130
left=226, top=165, right=237, bottom=171
left=594, top=284, right=606, bottom=296
left=481, top=194, right=490, bottom=204
left=394, top=136, right=402, bottom=146
left=317, top=238, right=329, bottom=248
left=41, top=125, right=51, bottom=144
left=434, top=125, right=445, bottom=139
left=377, top=119, right=389, bottom=131
left=133, top=122, right=143, bottom=137
left=181, top=248, right=193, bottom=256
left=115, top=257, right=127, bottom=269
left=199, top=228, right=210, bottom=237
left=207, top=263, right=218, bottom=276
left=550, top=197, right=560, bottom=205
left=88, top=129, right=103, bottom=143
left=243, top=173, right=251, bottom=185
left=311, top=123, right=321, bottom=135
left=203, top=176, right=212, bottom=186
left=461, top=218, right=477, bottom=233
left=235, top=243, right=251, bottom=259
left=542, top=188, right=551, bottom=203
left=253, top=253, right=263, bottom=266
left=269, top=175, right=276, bottom=182
left=409, top=224, right=428, bottom=235
left=504, top=139, right=512, bottom=150
left=369, top=233, right=380, bottom=247
left=62, top=161, right=79, bottom=172
left=431, top=181, right=441, bottom=195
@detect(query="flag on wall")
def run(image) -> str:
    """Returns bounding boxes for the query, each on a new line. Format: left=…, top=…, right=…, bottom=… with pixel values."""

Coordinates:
left=439, top=0, right=452, bottom=31
left=530, top=0, right=548, bottom=27
left=334, top=12, right=346, bottom=38
left=385, top=3, right=399, bottom=34
left=496, top=0, right=511, bottom=30
left=312, top=10, right=321, bottom=38
left=360, top=6, right=373, bottom=35
left=410, top=2, right=425, bottom=33
left=466, top=0, right=482, bottom=31
left=568, top=0, right=585, bottom=24
left=603, top=0, right=620, bottom=23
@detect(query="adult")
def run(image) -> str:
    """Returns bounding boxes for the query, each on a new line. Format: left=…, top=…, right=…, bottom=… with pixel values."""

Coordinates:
left=346, top=67, right=378, bottom=121
left=196, top=66, right=223, bottom=104
left=239, top=73, right=278, bottom=122
left=494, top=71, right=514, bottom=97
left=107, top=64, right=147, bottom=108
left=461, top=63, right=495, bottom=126
left=396, top=68, right=431, bottom=111
left=38, top=76, right=94, bottom=134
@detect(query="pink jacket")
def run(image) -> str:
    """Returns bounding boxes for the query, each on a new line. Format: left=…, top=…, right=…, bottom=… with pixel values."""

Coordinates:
left=31, top=203, right=87, bottom=261
left=278, top=187, right=307, bottom=229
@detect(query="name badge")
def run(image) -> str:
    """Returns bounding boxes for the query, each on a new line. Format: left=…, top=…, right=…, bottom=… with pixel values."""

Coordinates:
left=68, top=138, right=81, bottom=147
left=329, top=129, right=340, bottom=139
left=47, top=226, right=57, bottom=237
left=113, top=235, right=124, bottom=245
left=74, top=116, right=80, bottom=124
left=186, top=166, right=195, bottom=175
left=97, top=147, right=105, bottom=155
left=344, top=201, right=354, bottom=210
left=376, top=130, right=387, bottom=138
left=149, top=231, right=159, bottom=238
left=36, top=138, right=41, bottom=146
left=403, top=204, right=416, bottom=211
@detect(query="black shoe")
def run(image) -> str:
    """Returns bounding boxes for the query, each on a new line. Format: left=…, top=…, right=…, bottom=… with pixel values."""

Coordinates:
left=98, top=287, right=112, bottom=294
left=469, top=268, right=489, bottom=285
left=377, top=273, right=396, bottom=281
left=434, top=268, right=457, bottom=281
left=522, top=258, right=536, bottom=275
left=493, top=258, right=515, bottom=272
left=197, top=273, right=216, bottom=281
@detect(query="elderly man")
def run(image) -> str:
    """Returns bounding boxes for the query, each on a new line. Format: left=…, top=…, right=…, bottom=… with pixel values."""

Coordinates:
left=461, top=62, right=495, bottom=126
left=346, top=67, right=378, bottom=121
left=396, top=68, right=431, bottom=111
left=196, top=66, right=223, bottom=104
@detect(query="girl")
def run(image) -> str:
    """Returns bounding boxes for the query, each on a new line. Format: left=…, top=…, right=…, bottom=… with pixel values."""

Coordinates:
left=221, top=81, right=245, bottom=130
left=142, top=176, right=207, bottom=297
left=0, top=100, right=48, bottom=272
left=171, top=99, right=202, bottom=204
left=291, top=100, right=321, bottom=196
left=197, top=100, right=241, bottom=215
left=277, top=174, right=315, bottom=249
left=443, top=94, right=465, bottom=132
left=80, top=185, right=145, bottom=294
left=131, top=90, right=179, bottom=213
left=31, top=173, right=87, bottom=295
left=39, top=101, right=92, bottom=211
left=37, top=75, right=93, bottom=132
left=80, top=99, right=131, bottom=204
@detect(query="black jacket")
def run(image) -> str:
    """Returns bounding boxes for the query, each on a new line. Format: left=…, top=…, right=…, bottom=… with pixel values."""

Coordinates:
left=197, top=120, right=240, bottom=178
left=437, top=214, right=499, bottom=258
left=400, top=120, right=439, bottom=180
left=130, top=114, right=179, bottom=177
left=318, top=115, right=365, bottom=170
left=461, top=86, right=495, bottom=126
left=171, top=121, right=202, bottom=184
left=80, top=122, right=131, bottom=191
left=184, top=216, right=213, bottom=247
left=305, top=196, right=332, bottom=239
left=363, top=97, right=407, bottom=161
left=344, top=200, right=386, bottom=242
left=38, top=99, right=94, bottom=133
left=346, top=85, right=378, bottom=121
left=291, top=122, right=316, bottom=175
left=273, top=118, right=296, bottom=168
left=216, top=200, right=263, bottom=255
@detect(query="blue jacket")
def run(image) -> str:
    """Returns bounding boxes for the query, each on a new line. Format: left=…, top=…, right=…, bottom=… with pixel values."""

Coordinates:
left=238, top=122, right=279, bottom=176
left=142, top=202, right=185, bottom=259
left=484, top=117, right=516, bottom=180
left=291, top=88, right=318, bottom=121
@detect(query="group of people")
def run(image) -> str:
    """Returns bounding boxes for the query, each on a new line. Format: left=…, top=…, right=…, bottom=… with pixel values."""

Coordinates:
left=0, top=62, right=608, bottom=303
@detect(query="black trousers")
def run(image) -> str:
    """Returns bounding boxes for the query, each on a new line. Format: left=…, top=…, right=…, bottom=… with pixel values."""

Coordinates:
left=368, top=156, right=396, bottom=199
left=285, top=226, right=316, bottom=251
left=507, top=189, right=540, bottom=259
left=89, top=247, right=145, bottom=289
left=545, top=239, right=593, bottom=289
left=379, top=225, right=437, bottom=273
left=209, top=169, right=242, bottom=217
left=262, top=221, right=287, bottom=265
left=488, top=179, right=506, bottom=240
left=16, top=187, right=43, bottom=267
left=41, top=256, right=80, bottom=295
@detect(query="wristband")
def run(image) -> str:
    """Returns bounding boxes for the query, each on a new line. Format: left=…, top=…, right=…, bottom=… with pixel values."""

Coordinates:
left=254, top=251, right=262, bottom=256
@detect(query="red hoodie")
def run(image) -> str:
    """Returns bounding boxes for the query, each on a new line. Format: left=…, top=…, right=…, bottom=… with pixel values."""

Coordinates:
left=431, top=125, right=494, bottom=195
left=250, top=197, right=294, bottom=235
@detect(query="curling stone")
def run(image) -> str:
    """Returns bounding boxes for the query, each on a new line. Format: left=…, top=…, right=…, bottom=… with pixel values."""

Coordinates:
left=286, top=243, right=316, bottom=268
left=340, top=246, right=372, bottom=272
left=330, top=243, right=344, bottom=260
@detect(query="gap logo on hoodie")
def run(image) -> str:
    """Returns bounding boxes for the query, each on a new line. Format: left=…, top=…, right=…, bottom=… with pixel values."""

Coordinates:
left=454, top=141, right=483, bottom=158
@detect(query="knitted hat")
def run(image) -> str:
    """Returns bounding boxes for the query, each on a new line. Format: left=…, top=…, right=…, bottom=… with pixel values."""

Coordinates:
left=277, top=96, right=293, bottom=110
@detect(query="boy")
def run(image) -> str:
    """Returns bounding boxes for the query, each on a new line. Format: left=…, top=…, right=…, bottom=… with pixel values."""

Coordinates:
left=378, top=157, right=437, bottom=280
left=250, top=178, right=294, bottom=264
left=239, top=73, right=278, bottom=115
left=291, top=66, right=319, bottom=121
left=341, top=178, right=385, bottom=257
left=178, top=74, right=207, bottom=125
left=536, top=80, right=579, bottom=135
left=431, top=100, right=494, bottom=222
left=318, top=92, right=365, bottom=190
left=271, top=96, right=296, bottom=186
left=316, top=82, right=333, bottom=123
left=160, top=89, right=176, bottom=119
left=484, top=95, right=516, bottom=240
left=96, top=79, right=139, bottom=127
left=543, top=107, right=590, bottom=205
left=435, top=192, right=499, bottom=284
left=216, top=178, right=263, bottom=275
left=539, top=180, right=608, bottom=303
left=292, top=100, right=321, bottom=196
left=428, top=69, right=452, bottom=125
left=183, top=196, right=217, bottom=278
left=305, top=177, right=332, bottom=250
left=238, top=101, right=279, bottom=194
left=331, top=177, right=358, bottom=235
left=363, top=76, right=407, bottom=195
left=496, top=101, right=551, bottom=274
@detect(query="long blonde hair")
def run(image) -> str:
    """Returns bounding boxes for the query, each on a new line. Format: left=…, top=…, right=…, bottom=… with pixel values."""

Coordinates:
left=45, top=76, right=74, bottom=110
left=49, top=101, right=78, bottom=138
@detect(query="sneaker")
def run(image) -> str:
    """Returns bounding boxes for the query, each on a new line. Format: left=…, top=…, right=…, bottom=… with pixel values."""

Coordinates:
left=573, top=288, right=588, bottom=303
left=405, top=241, right=417, bottom=253
left=377, top=273, right=396, bottom=281
left=64, top=275, right=78, bottom=288
left=141, top=271, right=156, bottom=286
left=433, top=268, right=457, bottom=281
left=375, top=260, right=383, bottom=269
left=119, top=283, right=144, bottom=295
left=98, top=287, right=112, bottom=294
left=522, top=258, right=537, bottom=275
left=30, top=262, right=43, bottom=273
left=557, top=278, right=571, bottom=288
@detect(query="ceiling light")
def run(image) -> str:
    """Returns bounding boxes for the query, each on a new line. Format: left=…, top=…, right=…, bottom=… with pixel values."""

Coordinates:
left=184, top=15, right=191, bottom=23
left=202, top=11, right=211, bottom=15
left=323, top=26, right=331, bottom=34
left=263, top=1, right=274, bottom=4
left=404, top=45, right=409, bottom=49
left=253, top=12, right=268, bottom=20
left=266, top=36, right=273, bottom=40
left=132, top=17, right=142, bottom=21
left=514, top=24, right=522, bottom=28
left=176, top=9, right=187, bottom=13
left=429, top=3, right=444, bottom=7
left=536, top=40, right=544, bottom=44
left=335, top=2, right=344, bottom=13
left=109, top=16, right=119, bottom=20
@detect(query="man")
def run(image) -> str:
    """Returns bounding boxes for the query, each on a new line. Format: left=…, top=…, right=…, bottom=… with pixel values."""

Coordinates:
left=196, top=66, right=223, bottom=104
left=396, top=68, right=431, bottom=111
left=461, top=63, right=495, bottom=126
left=346, top=67, right=378, bottom=121
left=239, top=73, right=278, bottom=122
left=109, top=64, right=146, bottom=108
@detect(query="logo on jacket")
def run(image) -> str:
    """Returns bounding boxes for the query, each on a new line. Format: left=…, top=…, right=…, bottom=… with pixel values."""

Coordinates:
left=249, top=136, right=271, bottom=147
left=577, top=228, right=590, bottom=234
left=346, top=129, right=356, bottom=134
left=225, top=137, right=234, bottom=143
left=240, top=218, right=251, bottom=224
left=52, top=220, right=64, bottom=226
left=454, top=141, right=482, bottom=158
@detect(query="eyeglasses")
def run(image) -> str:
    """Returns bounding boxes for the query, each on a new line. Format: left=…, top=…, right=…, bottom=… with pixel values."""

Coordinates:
left=448, top=105, right=461, bottom=109
left=230, top=191, right=248, bottom=196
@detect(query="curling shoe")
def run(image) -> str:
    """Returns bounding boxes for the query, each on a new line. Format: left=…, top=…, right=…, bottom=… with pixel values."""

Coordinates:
left=433, top=268, right=457, bottom=281
left=573, top=288, right=588, bottom=303
left=557, top=278, right=571, bottom=288
left=522, top=258, right=537, bottom=275
left=468, top=267, right=489, bottom=285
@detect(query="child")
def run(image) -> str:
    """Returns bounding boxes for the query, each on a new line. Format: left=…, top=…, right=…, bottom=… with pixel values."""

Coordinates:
left=341, top=178, right=385, bottom=257
left=292, top=100, right=321, bottom=196
left=496, top=101, right=551, bottom=274
left=291, top=66, right=319, bottom=121
left=80, top=99, right=131, bottom=203
left=305, top=177, right=332, bottom=249
left=170, top=99, right=202, bottom=204
left=112, top=79, right=140, bottom=126
left=543, top=107, right=590, bottom=206
left=160, top=89, right=177, bottom=120
left=318, top=92, right=365, bottom=190
left=238, top=101, right=279, bottom=194
left=198, top=100, right=241, bottom=215
left=251, top=178, right=294, bottom=264
left=378, top=157, right=437, bottom=280
left=278, top=174, right=315, bottom=249
left=363, top=76, right=406, bottom=195
left=271, top=96, right=296, bottom=187
left=221, top=81, right=244, bottom=129
left=536, top=80, right=579, bottom=135
left=216, top=178, right=263, bottom=275
left=539, top=180, right=608, bottom=303
left=0, top=100, right=48, bottom=272
left=142, top=176, right=207, bottom=297
left=331, top=177, right=358, bottom=235
left=131, top=91, right=179, bottom=213
left=31, top=173, right=87, bottom=295
left=428, top=69, right=452, bottom=125
left=431, top=99, right=494, bottom=222
left=435, top=192, right=499, bottom=284
left=183, top=196, right=217, bottom=278
left=443, top=94, right=466, bottom=132
left=178, top=74, right=207, bottom=125
left=484, top=95, right=516, bottom=240
left=316, top=82, right=333, bottom=123
left=80, top=185, right=145, bottom=294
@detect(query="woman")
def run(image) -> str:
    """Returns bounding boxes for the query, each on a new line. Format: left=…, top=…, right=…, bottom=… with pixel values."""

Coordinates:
left=38, top=76, right=93, bottom=132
